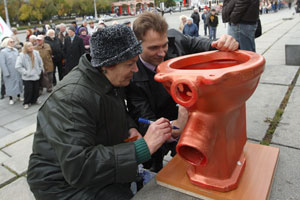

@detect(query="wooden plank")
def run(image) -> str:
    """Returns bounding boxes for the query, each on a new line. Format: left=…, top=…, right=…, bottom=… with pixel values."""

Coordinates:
left=156, top=142, right=280, bottom=200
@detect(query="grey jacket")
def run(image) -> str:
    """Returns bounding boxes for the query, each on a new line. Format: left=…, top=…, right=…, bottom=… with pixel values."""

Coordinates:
left=15, top=50, right=44, bottom=81
left=0, top=47, right=23, bottom=96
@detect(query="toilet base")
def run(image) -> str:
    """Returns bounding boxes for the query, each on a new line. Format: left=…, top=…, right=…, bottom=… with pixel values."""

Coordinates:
left=187, top=153, right=246, bottom=192
left=156, top=142, right=279, bottom=200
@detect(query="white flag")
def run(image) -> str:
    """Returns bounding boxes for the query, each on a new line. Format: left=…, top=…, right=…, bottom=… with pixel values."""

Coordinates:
left=0, top=16, right=13, bottom=42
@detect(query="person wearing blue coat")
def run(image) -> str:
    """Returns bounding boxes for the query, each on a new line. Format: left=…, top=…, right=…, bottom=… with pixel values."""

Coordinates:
left=0, top=38, right=23, bottom=105
left=183, top=17, right=199, bottom=37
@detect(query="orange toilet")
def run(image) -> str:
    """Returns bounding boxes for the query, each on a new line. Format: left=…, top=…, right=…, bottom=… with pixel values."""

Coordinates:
left=155, top=50, right=265, bottom=192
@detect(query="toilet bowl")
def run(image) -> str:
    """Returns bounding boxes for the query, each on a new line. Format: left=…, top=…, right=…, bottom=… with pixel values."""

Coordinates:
left=155, top=50, right=265, bottom=192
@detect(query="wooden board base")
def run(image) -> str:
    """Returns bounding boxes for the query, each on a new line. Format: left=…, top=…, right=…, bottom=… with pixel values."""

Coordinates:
left=156, top=142, right=279, bottom=200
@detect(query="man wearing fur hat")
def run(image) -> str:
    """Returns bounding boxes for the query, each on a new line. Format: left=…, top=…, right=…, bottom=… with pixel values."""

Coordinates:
left=126, top=12, right=239, bottom=172
left=27, top=24, right=173, bottom=200
left=63, top=26, right=85, bottom=76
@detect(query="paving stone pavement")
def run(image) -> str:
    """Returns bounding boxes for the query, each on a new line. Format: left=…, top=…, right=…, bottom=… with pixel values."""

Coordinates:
left=1, top=8, right=300, bottom=200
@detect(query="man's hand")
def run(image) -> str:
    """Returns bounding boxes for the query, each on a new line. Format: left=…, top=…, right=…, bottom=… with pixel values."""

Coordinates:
left=128, top=128, right=142, bottom=140
left=211, top=34, right=239, bottom=51
left=144, top=118, right=172, bottom=155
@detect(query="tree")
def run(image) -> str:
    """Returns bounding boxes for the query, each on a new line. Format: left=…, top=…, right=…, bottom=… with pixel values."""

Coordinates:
left=98, top=0, right=113, bottom=14
left=19, top=0, right=44, bottom=21
left=163, top=0, right=176, bottom=8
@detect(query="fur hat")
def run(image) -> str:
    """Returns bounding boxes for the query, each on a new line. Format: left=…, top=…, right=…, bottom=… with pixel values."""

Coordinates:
left=90, top=24, right=142, bottom=68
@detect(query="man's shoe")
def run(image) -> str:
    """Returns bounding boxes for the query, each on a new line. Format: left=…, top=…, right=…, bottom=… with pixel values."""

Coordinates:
left=9, top=100, right=14, bottom=105
left=24, top=104, right=29, bottom=109
left=18, top=97, right=24, bottom=102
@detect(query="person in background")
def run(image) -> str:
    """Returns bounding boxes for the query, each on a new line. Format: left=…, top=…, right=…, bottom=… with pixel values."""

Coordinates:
left=44, top=29, right=64, bottom=85
left=11, top=28, right=22, bottom=51
left=71, top=21, right=79, bottom=35
left=123, top=20, right=132, bottom=28
left=0, top=38, right=23, bottom=105
left=57, top=23, right=68, bottom=45
left=112, top=21, right=119, bottom=25
left=29, top=35, right=38, bottom=47
left=0, top=37, right=7, bottom=99
left=79, top=27, right=91, bottom=53
left=15, top=42, right=44, bottom=109
left=27, top=24, right=172, bottom=200
left=178, top=15, right=187, bottom=32
left=63, top=26, right=85, bottom=75
left=79, top=20, right=89, bottom=35
left=222, top=0, right=259, bottom=52
left=207, top=8, right=219, bottom=41
left=87, top=20, right=96, bottom=35
left=97, top=20, right=107, bottom=31
left=183, top=17, right=199, bottom=37
left=33, top=26, right=41, bottom=36
left=35, top=35, right=54, bottom=93
left=42, top=24, right=51, bottom=35
left=26, top=29, right=33, bottom=42
left=191, top=7, right=200, bottom=30
left=201, top=9, right=209, bottom=36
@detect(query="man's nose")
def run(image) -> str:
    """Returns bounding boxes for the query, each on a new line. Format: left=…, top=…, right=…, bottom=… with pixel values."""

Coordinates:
left=157, top=48, right=166, bottom=57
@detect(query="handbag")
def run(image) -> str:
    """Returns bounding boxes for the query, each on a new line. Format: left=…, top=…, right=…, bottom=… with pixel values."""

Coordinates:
left=255, top=19, right=262, bottom=38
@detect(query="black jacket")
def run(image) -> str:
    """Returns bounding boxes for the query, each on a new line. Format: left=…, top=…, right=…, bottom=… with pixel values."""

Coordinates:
left=63, top=35, right=85, bottom=74
left=222, top=0, right=259, bottom=24
left=126, top=29, right=213, bottom=135
left=191, top=12, right=200, bottom=27
left=44, top=36, right=64, bottom=63
left=27, top=54, right=138, bottom=200
left=207, top=13, right=219, bottom=27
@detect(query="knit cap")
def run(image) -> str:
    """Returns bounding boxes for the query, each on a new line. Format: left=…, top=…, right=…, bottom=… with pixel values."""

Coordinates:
left=68, top=26, right=76, bottom=33
left=79, top=27, right=87, bottom=34
left=90, top=24, right=142, bottom=68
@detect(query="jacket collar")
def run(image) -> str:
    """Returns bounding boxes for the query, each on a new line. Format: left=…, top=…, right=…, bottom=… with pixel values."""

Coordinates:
left=132, top=57, right=156, bottom=82
left=78, top=54, right=115, bottom=94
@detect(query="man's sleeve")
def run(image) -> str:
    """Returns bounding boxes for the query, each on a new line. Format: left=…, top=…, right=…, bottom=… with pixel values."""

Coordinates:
left=181, top=33, right=214, bottom=54
left=38, top=88, right=138, bottom=188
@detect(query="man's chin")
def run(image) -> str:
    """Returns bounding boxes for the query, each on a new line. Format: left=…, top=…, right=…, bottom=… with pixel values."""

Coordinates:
left=154, top=59, right=164, bottom=66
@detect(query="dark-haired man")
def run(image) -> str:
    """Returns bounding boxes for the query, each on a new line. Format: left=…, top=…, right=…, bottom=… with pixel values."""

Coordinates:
left=126, top=12, right=239, bottom=172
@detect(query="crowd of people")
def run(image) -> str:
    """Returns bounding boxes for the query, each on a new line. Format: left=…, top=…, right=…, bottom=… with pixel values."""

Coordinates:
left=179, top=7, right=219, bottom=41
left=0, top=20, right=109, bottom=109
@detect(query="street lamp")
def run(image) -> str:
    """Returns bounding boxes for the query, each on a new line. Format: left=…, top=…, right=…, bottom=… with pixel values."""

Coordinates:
left=3, top=0, right=11, bottom=28
left=94, top=0, right=98, bottom=20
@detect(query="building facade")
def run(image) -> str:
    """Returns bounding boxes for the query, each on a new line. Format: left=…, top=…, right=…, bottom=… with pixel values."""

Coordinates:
left=112, top=0, right=155, bottom=15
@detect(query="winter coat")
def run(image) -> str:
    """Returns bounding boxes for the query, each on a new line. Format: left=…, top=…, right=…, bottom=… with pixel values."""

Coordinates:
left=207, top=13, right=219, bottom=27
left=15, top=50, right=44, bottom=81
left=202, top=13, right=208, bottom=25
left=63, top=35, right=85, bottom=74
left=183, top=23, right=199, bottom=37
left=34, top=43, right=54, bottom=73
left=44, top=36, right=64, bottom=63
left=27, top=54, right=138, bottom=200
left=79, top=34, right=91, bottom=46
left=222, top=0, right=259, bottom=24
left=126, top=29, right=213, bottom=135
left=0, top=47, right=23, bottom=96
left=191, top=12, right=200, bottom=27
